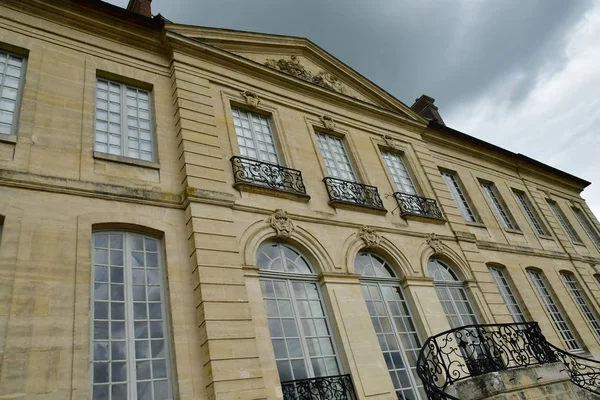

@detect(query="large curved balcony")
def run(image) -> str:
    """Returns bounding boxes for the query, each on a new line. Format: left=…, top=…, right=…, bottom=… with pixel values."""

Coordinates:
left=416, top=322, right=600, bottom=399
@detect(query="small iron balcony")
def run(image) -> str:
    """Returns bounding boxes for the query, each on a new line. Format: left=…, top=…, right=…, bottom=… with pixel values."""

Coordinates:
left=393, top=192, right=445, bottom=222
left=323, top=177, right=385, bottom=211
left=231, top=156, right=308, bottom=198
left=281, top=374, right=357, bottom=400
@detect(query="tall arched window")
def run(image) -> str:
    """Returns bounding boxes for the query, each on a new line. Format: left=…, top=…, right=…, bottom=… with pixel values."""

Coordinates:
left=91, top=231, right=173, bottom=400
left=428, top=258, right=478, bottom=328
left=257, top=242, right=341, bottom=383
left=356, top=252, right=424, bottom=400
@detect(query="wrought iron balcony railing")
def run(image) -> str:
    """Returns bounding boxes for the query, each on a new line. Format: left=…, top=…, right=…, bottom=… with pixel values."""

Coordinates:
left=393, top=192, right=445, bottom=221
left=416, top=322, right=600, bottom=400
left=281, top=374, right=357, bottom=400
left=231, top=156, right=307, bottom=196
left=323, top=177, right=385, bottom=211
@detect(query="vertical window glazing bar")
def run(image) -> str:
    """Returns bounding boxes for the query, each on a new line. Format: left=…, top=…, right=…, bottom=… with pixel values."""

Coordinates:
left=231, top=107, right=279, bottom=164
left=316, top=133, right=356, bottom=182
left=0, top=51, right=26, bottom=136
left=381, top=151, right=417, bottom=195
left=528, top=270, right=581, bottom=351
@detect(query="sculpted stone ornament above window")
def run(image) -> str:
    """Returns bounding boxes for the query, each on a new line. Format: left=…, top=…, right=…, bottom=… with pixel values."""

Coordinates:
left=319, top=115, right=336, bottom=130
left=383, top=134, right=396, bottom=149
left=240, top=90, right=260, bottom=108
left=268, top=209, right=295, bottom=239
left=264, top=55, right=348, bottom=95
left=426, top=233, right=444, bottom=254
left=358, top=225, right=381, bottom=249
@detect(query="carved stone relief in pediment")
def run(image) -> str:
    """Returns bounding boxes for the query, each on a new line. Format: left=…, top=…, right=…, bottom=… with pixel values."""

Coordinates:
left=264, top=55, right=349, bottom=95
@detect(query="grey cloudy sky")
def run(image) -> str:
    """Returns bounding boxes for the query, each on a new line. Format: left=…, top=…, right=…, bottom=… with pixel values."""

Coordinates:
left=108, top=0, right=600, bottom=216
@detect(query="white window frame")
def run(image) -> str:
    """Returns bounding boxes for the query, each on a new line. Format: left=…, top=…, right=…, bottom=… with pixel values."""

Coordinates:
left=95, top=78, right=155, bottom=161
left=231, top=107, right=280, bottom=165
left=561, top=272, right=600, bottom=340
left=257, top=243, right=344, bottom=382
left=513, top=191, right=548, bottom=236
left=548, top=201, right=582, bottom=244
left=481, top=182, right=518, bottom=230
left=315, top=132, right=357, bottom=182
left=0, top=50, right=27, bottom=136
left=90, top=231, right=174, bottom=400
left=488, top=267, right=527, bottom=323
left=528, top=270, right=581, bottom=351
left=571, top=207, right=600, bottom=248
left=381, top=151, right=418, bottom=195
left=441, top=171, right=477, bottom=223
left=356, top=252, right=424, bottom=400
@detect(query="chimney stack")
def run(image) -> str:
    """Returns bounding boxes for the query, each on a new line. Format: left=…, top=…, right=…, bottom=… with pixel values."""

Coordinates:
left=127, top=0, right=152, bottom=17
left=410, top=94, right=445, bottom=125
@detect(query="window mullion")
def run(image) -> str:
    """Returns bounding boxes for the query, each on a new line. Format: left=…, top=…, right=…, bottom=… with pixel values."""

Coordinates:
left=287, top=279, right=315, bottom=378
left=120, top=84, right=128, bottom=157
left=123, top=233, right=137, bottom=399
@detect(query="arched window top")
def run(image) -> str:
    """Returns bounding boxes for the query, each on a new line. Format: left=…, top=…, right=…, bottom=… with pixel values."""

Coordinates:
left=428, top=258, right=460, bottom=282
left=355, top=252, right=396, bottom=278
left=257, top=242, right=313, bottom=274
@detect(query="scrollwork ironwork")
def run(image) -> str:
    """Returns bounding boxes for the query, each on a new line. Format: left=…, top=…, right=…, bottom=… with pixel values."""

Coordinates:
left=323, top=177, right=385, bottom=210
left=231, top=156, right=307, bottom=195
left=281, top=374, right=357, bottom=400
left=416, top=322, right=600, bottom=399
left=393, top=192, right=445, bottom=220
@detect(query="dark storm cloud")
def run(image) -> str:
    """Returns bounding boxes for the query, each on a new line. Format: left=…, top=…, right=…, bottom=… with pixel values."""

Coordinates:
left=144, top=0, right=593, bottom=112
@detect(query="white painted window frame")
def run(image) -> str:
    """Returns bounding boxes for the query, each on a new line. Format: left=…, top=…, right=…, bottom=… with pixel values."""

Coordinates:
left=548, top=201, right=582, bottom=244
left=513, top=191, right=548, bottom=236
left=488, top=267, right=527, bottom=323
left=571, top=207, right=600, bottom=248
left=441, top=171, right=477, bottom=223
left=231, top=107, right=280, bottom=164
left=381, top=151, right=418, bottom=195
left=0, top=50, right=27, bottom=136
left=315, top=132, right=357, bottom=182
left=481, top=182, right=518, bottom=230
left=561, top=272, right=600, bottom=340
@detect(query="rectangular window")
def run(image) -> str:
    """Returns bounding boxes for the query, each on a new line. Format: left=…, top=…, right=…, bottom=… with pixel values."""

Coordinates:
left=481, top=183, right=518, bottom=230
left=316, top=133, right=356, bottom=181
left=513, top=191, right=548, bottom=236
left=0, top=50, right=26, bottom=136
left=489, top=267, right=526, bottom=323
left=547, top=201, right=582, bottom=244
left=231, top=107, right=279, bottom=164
left=561, top=273, right=600, bottom=339
left=95, top=78, right=154, bottom=161
left=441, top=172, right=477, bottom=223
left=572, top=207, right=600, bottom=248
left=381, top=151, right=417, bottom=195
left=528, top=270, right=581, bottom=351
left=91, top=232, right=173, bottom=400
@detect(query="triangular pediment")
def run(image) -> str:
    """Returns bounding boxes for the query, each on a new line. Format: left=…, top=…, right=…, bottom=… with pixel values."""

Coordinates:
left=167, top=24, right=425, bottom=123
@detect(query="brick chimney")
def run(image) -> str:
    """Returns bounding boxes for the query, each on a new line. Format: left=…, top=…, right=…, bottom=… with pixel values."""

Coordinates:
left=411, top=94, right=445, bottom=125
left=127, top=0, right=152, bottom=17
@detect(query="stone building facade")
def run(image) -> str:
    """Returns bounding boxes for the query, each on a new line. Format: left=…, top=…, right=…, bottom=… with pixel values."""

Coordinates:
left=0, top=1, right=599, bottom=399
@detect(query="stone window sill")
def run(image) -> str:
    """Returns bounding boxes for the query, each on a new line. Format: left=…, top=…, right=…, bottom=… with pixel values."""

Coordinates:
left=504, top=228, right=524, bottom=235
left=0, top=134, right=17, bottom=144
left=93, top=151, right=160, bottom=170
left=466, top=222, right=487, bottom=228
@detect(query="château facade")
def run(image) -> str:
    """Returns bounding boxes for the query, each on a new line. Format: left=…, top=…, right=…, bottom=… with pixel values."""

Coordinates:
left=0, top=0, right=599, bottom=399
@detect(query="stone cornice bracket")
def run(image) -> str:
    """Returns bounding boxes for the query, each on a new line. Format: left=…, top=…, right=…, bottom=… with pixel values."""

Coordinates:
left=426, top=233, right=444, bottom=254
left=319, top=115, right=335, bottom=131
left=268, top=209, right=295, bottom=239
left=383, top=134, right=396, bottom=149
left=358, top=225, right=381, bottom=249
left=240, top=90, right=260, bottom=108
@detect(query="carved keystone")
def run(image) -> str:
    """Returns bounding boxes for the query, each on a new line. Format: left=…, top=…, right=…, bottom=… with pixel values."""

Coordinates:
left=268, top=209, right=295, bottom=239
left=426, top=233, right=444, bottom=254
left=240, top=90, right=260, bottom=108
left=319, top=115, right=336, bottom=131
left=358, top=226, right=380, bottom=249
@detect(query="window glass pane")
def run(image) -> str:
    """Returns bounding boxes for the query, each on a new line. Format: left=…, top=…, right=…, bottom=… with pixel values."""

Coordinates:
left=481, top=183, right=517, bottom=230
left=528, top=270, right=581, bottom=351
left=95, top=79, right=154, bottom=161
left=572, top=208, right=600, bottom=248
left=441, top=172, right=477, bottom=223
left=561, top=273, right=600, bottom=339
left=489, top=267, right=527, bottom=323
left=514, top=191, right=548, bottom=236
left=91, top=232, right=171, bottom=399
left=0, top=51, right=25, bottom=135
left=231, top=107, right=279, bottom=164
left=548, top=201, right=582, bottom=244
left=382, top=151, right=417, bottom=195
left=316, top=133, right=356, bottom=181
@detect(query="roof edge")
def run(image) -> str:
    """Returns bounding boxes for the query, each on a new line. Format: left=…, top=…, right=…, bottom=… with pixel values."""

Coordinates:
left=428, top=121, right=590, bottom=189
